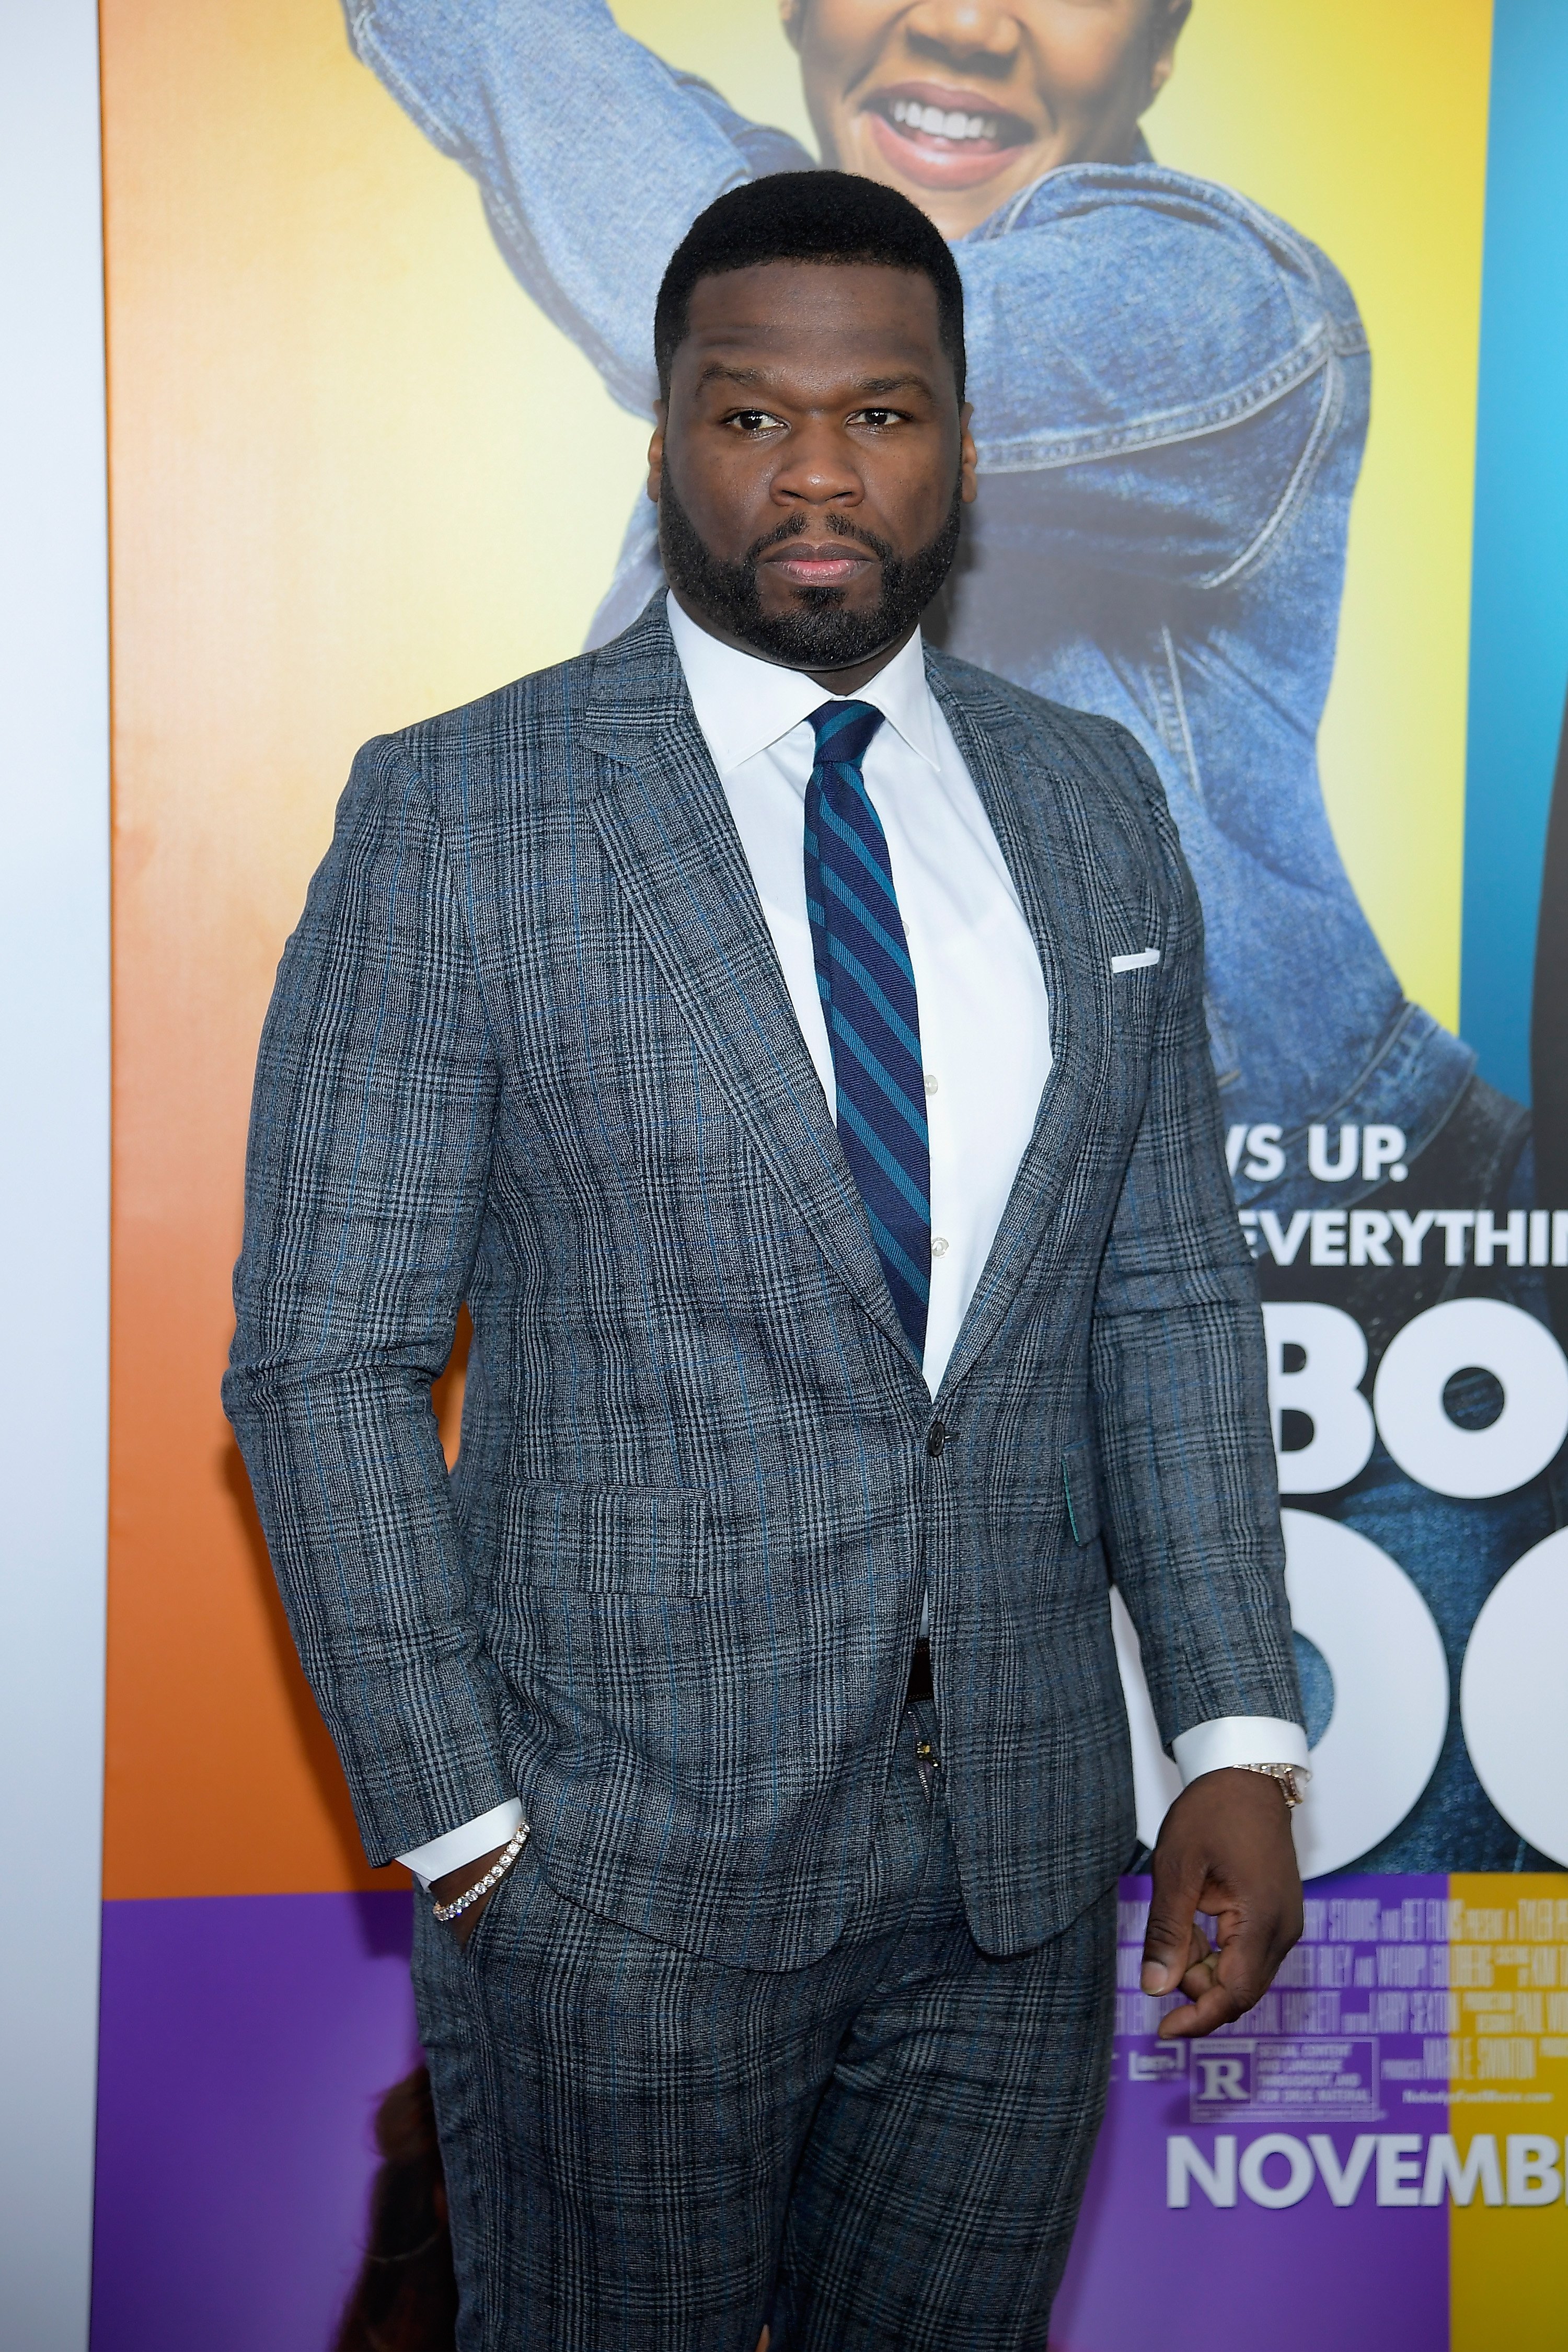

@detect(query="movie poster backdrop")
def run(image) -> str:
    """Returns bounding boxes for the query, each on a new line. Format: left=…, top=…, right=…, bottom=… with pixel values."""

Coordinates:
left=94, top=2, right=1567, bottom=2344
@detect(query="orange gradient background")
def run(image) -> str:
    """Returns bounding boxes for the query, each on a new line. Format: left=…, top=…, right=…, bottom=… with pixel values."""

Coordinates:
left=102, top=0, right=1491, bottom=1900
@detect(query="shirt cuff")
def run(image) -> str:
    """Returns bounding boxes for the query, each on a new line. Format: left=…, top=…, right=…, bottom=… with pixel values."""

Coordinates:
left=396, top=1799, right=524, bottom=1890
left=1171, top=1716, right=1310, bottom=1786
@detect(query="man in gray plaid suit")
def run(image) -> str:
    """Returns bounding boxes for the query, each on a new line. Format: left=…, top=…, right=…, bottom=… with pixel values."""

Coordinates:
left=227, top=172, right=1306, bottom=2350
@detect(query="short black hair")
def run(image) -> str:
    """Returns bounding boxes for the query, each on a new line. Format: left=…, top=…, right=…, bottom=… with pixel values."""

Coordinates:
left=653, top=171, right=966, bottom=403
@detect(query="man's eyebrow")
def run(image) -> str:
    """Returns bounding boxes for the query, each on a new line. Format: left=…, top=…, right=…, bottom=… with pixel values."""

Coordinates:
left=694, top=364, right=934, bottom=398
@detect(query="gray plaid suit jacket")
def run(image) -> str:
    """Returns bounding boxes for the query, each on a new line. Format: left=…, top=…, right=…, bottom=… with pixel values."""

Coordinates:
left=225, top=596, right=1300, bottom=1969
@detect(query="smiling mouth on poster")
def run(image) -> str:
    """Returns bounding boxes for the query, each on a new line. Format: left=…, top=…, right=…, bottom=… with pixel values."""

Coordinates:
left=1113, top=1205, right=1568, bottom=1880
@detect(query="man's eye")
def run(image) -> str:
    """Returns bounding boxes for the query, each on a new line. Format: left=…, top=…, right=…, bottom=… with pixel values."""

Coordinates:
left=854, top=409, right=900, bottom=430
left=729, top=410, right=783, bottom=433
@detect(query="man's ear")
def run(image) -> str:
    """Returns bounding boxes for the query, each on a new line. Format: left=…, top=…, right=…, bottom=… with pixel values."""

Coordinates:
left=959, top=401, right=978, bottom=505
left=647, top=406, right=666, bottom=505
left=778, top=0, right=804, bottom=56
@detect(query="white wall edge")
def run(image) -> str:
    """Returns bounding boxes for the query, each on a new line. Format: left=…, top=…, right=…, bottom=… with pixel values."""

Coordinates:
left=0, top=3, right=111, bottom=2347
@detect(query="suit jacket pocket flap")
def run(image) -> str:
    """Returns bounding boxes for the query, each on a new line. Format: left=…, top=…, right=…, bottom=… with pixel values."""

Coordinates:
left=1061, top=1444, right=1102, bottom=1547
left=503, top=1482, right=716, bottom=1599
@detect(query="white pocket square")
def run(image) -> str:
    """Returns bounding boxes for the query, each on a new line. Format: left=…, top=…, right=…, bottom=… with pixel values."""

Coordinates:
left=1110, top=947, right=1160, bottom=972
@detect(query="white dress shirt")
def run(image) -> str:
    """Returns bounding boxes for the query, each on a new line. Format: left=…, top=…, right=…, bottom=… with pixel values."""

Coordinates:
left=398, top=599, right=1305, bottom=1886
left=668, top=594, right=1053, bottom=1399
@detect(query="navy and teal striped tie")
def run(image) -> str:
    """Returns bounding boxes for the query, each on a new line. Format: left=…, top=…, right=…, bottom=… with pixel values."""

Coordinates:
left=803, top=700, right=930, bottom=1360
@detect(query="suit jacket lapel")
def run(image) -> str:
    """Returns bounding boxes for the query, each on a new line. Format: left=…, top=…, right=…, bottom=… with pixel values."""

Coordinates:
left=580, top=606, right=920, bottom=1371
left=926, top=656, right=1112, bottom=1399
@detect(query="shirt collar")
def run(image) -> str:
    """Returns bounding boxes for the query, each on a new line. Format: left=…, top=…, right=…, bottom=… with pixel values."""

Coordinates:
left=666, top=592, right=941, bottom=778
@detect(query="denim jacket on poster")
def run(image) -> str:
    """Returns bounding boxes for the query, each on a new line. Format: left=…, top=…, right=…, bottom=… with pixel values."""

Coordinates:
left=345, top=0, right=1477, bottom=1200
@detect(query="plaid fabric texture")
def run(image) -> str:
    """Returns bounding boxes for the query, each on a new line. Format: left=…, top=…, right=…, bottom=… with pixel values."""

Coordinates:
left=414, top=1701, right=1116, bottom=2352
left=225, top=595, right=1300, bottom=1967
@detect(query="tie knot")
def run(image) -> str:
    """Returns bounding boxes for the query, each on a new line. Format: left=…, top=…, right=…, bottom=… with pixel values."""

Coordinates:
left=809, top=700, right=884, bottom=771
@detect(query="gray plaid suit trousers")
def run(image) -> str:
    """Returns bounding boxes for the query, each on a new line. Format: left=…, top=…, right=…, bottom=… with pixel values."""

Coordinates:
left=414, top=1699, right=1116, bottom=2351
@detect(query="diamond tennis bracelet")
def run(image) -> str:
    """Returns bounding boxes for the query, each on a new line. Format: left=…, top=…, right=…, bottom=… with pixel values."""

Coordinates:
left=431, top=1819, right=532, bottom=1924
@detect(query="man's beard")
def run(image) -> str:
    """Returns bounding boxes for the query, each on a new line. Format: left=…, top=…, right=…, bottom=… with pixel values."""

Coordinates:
left=658, top=469, right=963, bottom=671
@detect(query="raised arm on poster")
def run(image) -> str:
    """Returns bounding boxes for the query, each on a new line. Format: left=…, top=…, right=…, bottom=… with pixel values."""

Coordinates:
left=345, top=0, right=812, bottom=411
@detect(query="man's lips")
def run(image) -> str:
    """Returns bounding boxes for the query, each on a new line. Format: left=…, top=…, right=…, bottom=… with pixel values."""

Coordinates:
left=762, top=544, right=875, bottom=588
left=862, top=80, right=1034, bottom=193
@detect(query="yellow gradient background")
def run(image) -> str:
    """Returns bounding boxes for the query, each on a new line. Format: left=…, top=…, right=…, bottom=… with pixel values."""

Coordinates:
left=103, top=0, right=1488, bottom=1898
left=1449, top=1877, right=1568, bottom=2350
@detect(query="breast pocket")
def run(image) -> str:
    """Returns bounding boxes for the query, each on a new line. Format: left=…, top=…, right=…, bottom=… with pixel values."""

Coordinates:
left=500, top=1481, right=718, bottom=1599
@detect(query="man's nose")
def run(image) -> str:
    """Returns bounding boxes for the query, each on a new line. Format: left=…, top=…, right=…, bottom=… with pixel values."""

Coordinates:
left=770, top=423, right=863, bottom=506
left=904, top=0, right=1021, bottom=70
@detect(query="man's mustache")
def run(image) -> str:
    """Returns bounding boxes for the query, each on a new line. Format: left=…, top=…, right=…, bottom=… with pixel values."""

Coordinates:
left=743, top=513, right=895, bottom=566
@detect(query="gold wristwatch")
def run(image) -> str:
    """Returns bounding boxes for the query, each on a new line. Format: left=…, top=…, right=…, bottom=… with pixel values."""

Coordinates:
left=1239, top=1761, right=1310, bottom=1807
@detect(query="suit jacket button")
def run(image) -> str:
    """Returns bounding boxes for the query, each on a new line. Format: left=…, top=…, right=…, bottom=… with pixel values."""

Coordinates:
left=926, top=1422, right=947, bottom=1458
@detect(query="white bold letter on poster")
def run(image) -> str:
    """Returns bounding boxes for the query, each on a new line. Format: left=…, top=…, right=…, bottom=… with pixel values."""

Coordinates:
left=1262, top=1302, right=1376, bottom=1493
left=1374, top=1299, right=1568, bottom=1498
